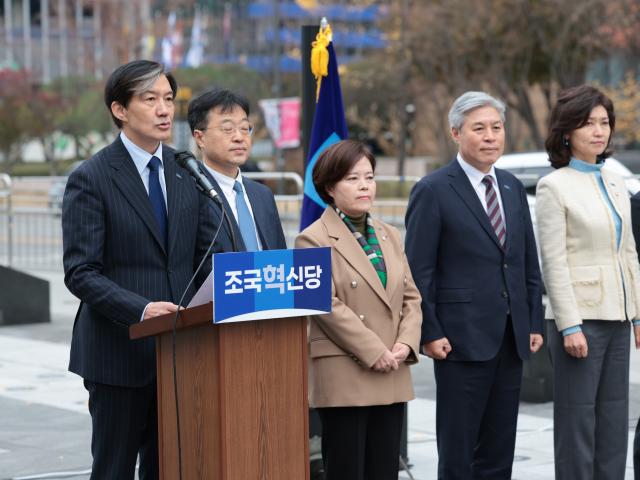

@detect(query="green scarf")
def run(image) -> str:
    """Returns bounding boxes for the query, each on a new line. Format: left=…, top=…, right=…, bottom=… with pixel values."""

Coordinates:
left=333, top=205, right=387, bottom=288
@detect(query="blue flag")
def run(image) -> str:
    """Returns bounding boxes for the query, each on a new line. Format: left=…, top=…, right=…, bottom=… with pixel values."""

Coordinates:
left=300, top=35, right=348, bottom=231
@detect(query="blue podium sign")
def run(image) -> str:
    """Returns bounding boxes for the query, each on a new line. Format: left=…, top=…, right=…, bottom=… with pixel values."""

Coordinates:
left=212, top=247, right=332, bottom=324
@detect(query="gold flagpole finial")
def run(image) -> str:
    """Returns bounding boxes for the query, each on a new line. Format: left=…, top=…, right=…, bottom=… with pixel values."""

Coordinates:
left=310, top=17, right=332, bottom=102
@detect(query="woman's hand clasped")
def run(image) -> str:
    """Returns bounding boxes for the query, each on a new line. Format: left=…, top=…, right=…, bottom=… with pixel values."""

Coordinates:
left=391, top=343, right=410, bottom=363
left=373, top=350, right=399, bottom=373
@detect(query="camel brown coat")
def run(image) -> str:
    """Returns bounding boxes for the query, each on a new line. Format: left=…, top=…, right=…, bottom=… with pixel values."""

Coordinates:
left=295, top=208, right=422, bottom=408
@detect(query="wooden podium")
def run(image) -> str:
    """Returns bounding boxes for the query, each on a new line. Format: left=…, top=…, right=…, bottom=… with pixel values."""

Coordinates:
left=130, top=302, right=310, bottom=479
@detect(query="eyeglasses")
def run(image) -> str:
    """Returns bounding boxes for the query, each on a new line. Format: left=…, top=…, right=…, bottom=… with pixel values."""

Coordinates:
left=203, top=123, right=254, bottom=137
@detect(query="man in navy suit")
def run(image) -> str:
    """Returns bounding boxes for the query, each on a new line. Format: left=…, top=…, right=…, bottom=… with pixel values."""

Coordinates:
left=62, top=60, right=216, bottom=479
left=629, top=192, right=640, bottom=480
left=187, top=88, right=287, bottom=252
left=405, top=91, right=544, bottom=479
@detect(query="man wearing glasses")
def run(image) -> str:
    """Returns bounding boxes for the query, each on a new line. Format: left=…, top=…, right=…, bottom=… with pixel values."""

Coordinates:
left=188, top=88, right=287, bottom=252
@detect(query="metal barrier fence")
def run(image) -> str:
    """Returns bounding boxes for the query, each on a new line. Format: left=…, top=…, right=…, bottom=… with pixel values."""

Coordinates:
left=0, top=173, right=418, bottom=271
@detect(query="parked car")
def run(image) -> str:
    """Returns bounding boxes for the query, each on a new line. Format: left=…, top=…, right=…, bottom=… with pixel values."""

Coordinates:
left=496, top=151, right=640, bottom=229
left=48, top=161, right=83, bottom=212
left=495, top=152, right=640, bottom=274
left=496, top=151, right=640, bottom=196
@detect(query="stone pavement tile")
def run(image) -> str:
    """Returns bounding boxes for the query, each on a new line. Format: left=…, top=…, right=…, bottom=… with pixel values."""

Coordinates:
left=0, top=335, right=87, bottom=413
left=0, top=396, right=91, bottom=479
left=405, top=397, right=638, bottom=479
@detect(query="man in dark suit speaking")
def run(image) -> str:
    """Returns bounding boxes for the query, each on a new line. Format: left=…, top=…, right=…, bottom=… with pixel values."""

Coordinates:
left=62, top=60, right=216, bottom=479
left=405, top=91, right=544, bottom=479
left=187, top=88, right=287, bottom=252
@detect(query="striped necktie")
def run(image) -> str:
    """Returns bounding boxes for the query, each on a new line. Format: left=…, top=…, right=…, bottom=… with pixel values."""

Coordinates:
left=482, top=175, right=506, bottom=247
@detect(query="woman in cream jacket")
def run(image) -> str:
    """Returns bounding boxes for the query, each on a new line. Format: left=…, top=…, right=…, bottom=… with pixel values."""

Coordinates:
left=536, top=85, right=640, bottom=480
left=296, top=140, right=422, bottom=480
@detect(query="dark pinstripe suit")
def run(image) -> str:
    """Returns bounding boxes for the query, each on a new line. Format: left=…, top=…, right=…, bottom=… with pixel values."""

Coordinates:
left=62, top=136, right=217, bottom=479
left=202, top=167, right=288, bottom=252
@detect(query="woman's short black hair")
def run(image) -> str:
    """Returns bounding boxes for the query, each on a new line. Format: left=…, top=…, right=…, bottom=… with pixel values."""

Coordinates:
left=312, top=140, right=376, bottom=205
left=104, top=60, right=177, bottom=129
left=545, top=85, right=615, bottom=169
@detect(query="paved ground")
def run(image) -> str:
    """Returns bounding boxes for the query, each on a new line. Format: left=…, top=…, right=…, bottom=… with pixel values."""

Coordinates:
left=1, top=269, right=639, bottom=479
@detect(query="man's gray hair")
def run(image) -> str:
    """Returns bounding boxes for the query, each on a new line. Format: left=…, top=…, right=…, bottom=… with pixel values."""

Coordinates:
left=130, top=63, right=166, bottom=96
left=448, top=91, right=506, bottom=130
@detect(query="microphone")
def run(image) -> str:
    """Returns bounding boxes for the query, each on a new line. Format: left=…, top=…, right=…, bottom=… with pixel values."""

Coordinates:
left=174, top=150, right=220, bottom=204
left=174, top=150, right=238, bottom=252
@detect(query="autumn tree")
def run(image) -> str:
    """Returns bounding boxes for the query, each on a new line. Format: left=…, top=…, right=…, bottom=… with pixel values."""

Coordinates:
left=52, top=76, right=113, bottom=160
left=0, top=70, right=33, bottom=171
left=601, top=74, right=640, bottom=148
left=357, top=0, right=640, bottom=161
left=18, top=88, right=66, bottom=174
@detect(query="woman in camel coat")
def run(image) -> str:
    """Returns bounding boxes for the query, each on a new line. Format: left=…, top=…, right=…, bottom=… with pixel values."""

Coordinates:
left=296, top=139, right=422, bottom=480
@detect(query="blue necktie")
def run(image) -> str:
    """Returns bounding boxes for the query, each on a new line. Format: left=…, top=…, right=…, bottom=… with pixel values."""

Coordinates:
left=148, top=156, right=167, bottom=248
left=233, top=181, right=260, bottom=251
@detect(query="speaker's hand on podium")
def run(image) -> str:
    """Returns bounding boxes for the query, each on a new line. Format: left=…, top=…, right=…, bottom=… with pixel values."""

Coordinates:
left=143, top=301, right=182, bottom=321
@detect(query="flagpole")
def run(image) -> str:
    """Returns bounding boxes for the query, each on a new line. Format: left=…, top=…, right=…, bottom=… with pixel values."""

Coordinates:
left=22, top=0, right=32, bottom=73
left=42, top=0, right=51, bottom=83
left=59, top=0, right=68, bottom=77
left=4, top=0, right=13, bottom=65
left=93, top=0, right=102, bottom=80
left=271, top=0, right=284, bottom=193
left=300, top=25, right=317, bottom=167
left=75, top=0, right=84, bottom=76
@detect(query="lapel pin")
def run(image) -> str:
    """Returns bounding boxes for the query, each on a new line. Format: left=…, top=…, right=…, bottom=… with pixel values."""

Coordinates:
left=503, top=184, right=511, bottom=190
left=176, top=173, right=182, bottom=179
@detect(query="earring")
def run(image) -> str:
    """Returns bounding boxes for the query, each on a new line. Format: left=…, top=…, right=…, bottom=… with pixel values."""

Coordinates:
left=563, top=137, right=570, bottom=147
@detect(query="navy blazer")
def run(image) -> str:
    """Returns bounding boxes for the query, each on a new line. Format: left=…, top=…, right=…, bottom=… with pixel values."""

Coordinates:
left=405, top=159, right=544, bottom=361
left=200, top=166, right=287, bottom=252
left=63, top=137, right=217, bottom=387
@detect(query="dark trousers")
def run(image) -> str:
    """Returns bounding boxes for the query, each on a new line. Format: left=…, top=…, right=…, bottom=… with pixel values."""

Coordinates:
left=434, top=320, right=522, bottom=480
left=84, top=380, right=159, bottom=480
left=635, top=417, right=640, bottom=480
left=549, top=320, right=630, bottom=480
left=317, top=402, right=405, bottom=480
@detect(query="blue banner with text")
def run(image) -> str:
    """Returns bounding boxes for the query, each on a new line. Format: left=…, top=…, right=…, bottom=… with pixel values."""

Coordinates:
left=212, top=247, right=332, bottom=323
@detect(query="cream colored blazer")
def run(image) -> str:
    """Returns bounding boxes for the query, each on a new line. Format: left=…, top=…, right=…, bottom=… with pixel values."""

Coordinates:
left=295, top=208, right=422, bottom=408
left=536, top=166, right=640, bottom=331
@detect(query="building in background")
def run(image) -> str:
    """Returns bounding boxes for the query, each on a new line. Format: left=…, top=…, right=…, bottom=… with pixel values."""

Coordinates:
left=0, top=0, right=389, bottom=84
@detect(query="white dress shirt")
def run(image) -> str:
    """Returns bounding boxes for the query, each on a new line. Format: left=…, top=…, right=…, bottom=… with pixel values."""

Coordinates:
left=202, top=164, right=263, bottom=250
left=120, top=131, right=167, bottom=211
left=457, top=154, right=506, bottom=223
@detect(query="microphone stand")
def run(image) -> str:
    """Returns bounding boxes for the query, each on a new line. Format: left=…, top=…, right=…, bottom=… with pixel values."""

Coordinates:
left=169, top=183, right=238, bottom=480
left=194, top=183, right=238, bottom=253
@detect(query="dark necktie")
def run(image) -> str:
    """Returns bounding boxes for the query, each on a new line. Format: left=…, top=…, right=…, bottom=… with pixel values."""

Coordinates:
left=148, top=156, right=167, bottom=248
left=482, top=175, right=506, bottom=247
left=233, top=181, right=260, bottom=251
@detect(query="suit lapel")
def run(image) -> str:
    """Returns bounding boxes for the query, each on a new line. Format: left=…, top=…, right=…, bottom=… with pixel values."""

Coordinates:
left=323, top=209, right=391, bottom=309
left=448, top=160, right=503, bottom=250
left=495, top=169, right=517, bottom=252
left=601, top=169, right=626, bottom=244
left=163, top=146, right=180, bottom=255
left=108, top=138, right=167, bottom=254
left=201, top=166, right=246, bottom=251
left=373, top=220, right=400, bottom=296
left=243, top=179, right=271, bottom=250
